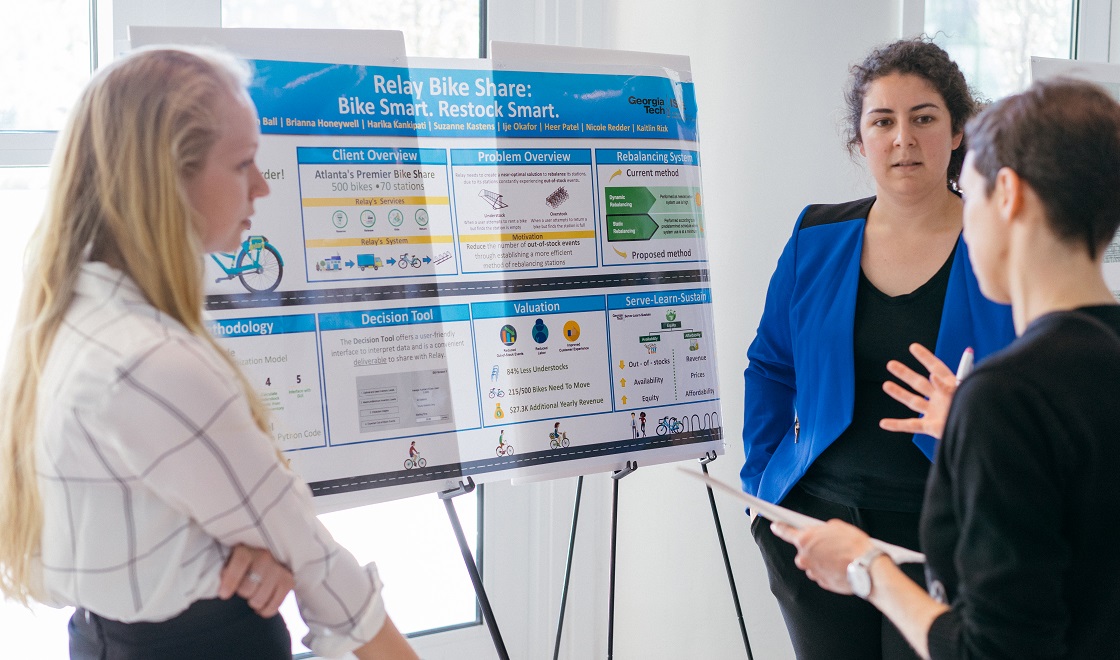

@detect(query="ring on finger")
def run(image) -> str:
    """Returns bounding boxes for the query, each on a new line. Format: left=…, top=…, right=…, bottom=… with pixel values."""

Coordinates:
left=247, top=572, right=263, bottom=585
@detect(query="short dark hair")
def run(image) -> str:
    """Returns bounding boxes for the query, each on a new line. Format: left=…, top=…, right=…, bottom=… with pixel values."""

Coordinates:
left=845, top=38, right=977, bottom=187
left=967, top=78, right=1120, bottom=258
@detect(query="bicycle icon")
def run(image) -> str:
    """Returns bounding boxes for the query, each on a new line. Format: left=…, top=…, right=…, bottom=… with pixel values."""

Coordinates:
left=404, top=456, right=428, bottom=469
left=656, top=416, right=683, bottom=435
left=210, top=236, right=284, bottom=293
left=488, top=387, right=505, bottom=399
left=496, top=442, right=514, bottom=456
left=549, top=422, right=571, bottom=449
left=549, top=431, right=570, bottom=449
left=398, top=253, right=422, bottom=269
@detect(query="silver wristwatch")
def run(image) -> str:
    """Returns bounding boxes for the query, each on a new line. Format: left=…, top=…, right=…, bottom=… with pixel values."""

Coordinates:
left=847, top=547, right=887, bottom=600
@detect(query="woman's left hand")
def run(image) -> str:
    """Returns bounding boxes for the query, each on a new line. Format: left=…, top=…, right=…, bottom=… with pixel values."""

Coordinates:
left=771, top=519, right=875, bottom=595
left=880, top=342, right=958, bottom=440
left=219, top=544, right=295, bottom=618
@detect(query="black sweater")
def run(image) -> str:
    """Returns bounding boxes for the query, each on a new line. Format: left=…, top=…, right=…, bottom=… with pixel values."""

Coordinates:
left=921, top=306, right=1120, bottom=659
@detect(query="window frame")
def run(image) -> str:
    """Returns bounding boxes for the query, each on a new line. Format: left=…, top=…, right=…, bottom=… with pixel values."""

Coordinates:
left=904, top=0, right=1117, bottom=64
left=0, top=132, right=56, bottom=168
left=903, top=0, right=1116, bottom=102
left=1074, top=0, right=1115, bottom=61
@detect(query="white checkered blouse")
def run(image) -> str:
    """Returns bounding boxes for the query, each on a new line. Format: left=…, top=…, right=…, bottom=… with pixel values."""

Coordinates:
left=34, top=262, right=386, bottom=658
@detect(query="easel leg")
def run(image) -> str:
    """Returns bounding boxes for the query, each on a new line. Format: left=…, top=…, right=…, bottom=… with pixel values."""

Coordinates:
left=439, top=478, right=510, bottom=660
left=607, top=461, right=637, bottom=660
left=700, top=453, right=754, bottom=659
left=552, top=475, right=584, bottom=660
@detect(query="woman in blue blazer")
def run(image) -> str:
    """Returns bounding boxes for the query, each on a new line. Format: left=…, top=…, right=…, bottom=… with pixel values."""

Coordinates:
left=741, top=39, right=1014, bottom=660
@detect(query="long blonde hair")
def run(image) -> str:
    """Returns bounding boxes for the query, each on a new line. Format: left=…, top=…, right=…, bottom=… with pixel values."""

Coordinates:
left=0, top=46, right=272, bottom=604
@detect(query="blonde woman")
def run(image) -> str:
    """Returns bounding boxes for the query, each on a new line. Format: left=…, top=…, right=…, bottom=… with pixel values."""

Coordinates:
left=0, top=47, right=416, bottom=660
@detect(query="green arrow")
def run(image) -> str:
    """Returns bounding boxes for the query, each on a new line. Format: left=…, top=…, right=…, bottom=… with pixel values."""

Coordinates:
left=605, top=186, right=656, bottom=215
left=607, top=214, right=659, bottom=241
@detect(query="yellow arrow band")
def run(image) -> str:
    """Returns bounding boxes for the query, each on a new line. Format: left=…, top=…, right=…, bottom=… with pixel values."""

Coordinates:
left=458, top=230, right=596, bottom=242
left=305, top=235, right=454, bottom=248
left=302, top=196, right=450, bottom=207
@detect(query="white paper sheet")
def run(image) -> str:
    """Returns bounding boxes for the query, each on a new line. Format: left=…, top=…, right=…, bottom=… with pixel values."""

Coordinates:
left=679, top=467, right=926, bottom=564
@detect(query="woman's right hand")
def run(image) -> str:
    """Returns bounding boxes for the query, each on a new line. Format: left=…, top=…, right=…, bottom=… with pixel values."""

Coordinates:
left=219, top=544, right=294, bottom=618
left=879, top=342, right=958, bottom=441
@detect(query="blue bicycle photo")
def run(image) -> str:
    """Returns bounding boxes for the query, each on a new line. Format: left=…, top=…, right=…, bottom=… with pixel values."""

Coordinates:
left=210, top=235, right=284, bottom=293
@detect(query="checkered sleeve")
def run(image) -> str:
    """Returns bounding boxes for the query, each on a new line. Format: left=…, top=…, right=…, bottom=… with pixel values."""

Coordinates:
left=93, top=334, right=386, bottom=658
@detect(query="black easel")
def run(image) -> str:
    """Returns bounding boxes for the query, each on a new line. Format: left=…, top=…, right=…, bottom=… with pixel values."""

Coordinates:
left=551, top=474, right=584, bottom=660
left=700, top=451, right=754, bottom=659
left=439, top=477, right=510, bottom=660
left=607, top=460, right=637, bottom=660
left=549, top=460, right=637, bottom=660
left=551, top=455, right=754, bottom=659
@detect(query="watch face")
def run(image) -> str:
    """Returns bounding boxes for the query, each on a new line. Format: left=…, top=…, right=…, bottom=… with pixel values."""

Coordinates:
left=848, top=561, right=872, bottom=599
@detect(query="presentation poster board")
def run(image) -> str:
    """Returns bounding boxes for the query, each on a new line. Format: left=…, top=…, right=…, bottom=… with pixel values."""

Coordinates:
left=1031, top=56, right=1120, bottom=299
left=132, top=28, right=724, bottom=508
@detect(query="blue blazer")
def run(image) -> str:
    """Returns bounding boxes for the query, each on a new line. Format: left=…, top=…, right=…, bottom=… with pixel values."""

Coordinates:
left=740, top=198, right=1015, bottom=504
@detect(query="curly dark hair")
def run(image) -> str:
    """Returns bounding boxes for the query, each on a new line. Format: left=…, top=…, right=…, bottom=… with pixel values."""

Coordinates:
left=845, top=37, right=978, bottom=188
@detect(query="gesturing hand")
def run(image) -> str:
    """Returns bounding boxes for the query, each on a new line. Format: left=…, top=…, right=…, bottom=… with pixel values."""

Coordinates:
left=879, top=342, right=959, bottom=441
left=219, top=544, right=294, bottom=618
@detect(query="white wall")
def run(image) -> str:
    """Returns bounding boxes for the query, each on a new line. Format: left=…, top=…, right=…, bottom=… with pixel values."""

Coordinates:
left=542, top=2, right=902, bottom=658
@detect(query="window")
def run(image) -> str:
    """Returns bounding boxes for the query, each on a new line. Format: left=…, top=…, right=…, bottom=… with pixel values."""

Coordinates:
left=0, top=1, right=93, bottom=131
left=0, top=8, right=88, bottom=655
left=282, top=494, right=480, bottom=656
left=222, top=0, right=484, bottom=58
left=925, top=0, right=1076, bottom=100
left=0, top=170, right=65, bottom=660
left=0, top=169, right=49, bottom=351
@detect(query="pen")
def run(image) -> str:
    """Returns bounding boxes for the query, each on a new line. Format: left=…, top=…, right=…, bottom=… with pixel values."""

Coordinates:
left=955, top=347, right=974, bottom=384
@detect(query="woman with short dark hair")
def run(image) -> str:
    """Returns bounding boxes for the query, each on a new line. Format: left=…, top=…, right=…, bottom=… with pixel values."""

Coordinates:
left=775, top=78, right=1120, bottom=660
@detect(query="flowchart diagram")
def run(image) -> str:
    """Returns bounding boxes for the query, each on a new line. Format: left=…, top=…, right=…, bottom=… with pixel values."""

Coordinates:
left=299, top=147, right=456, bottom=282
left=451, top=149, right=598, bottom=273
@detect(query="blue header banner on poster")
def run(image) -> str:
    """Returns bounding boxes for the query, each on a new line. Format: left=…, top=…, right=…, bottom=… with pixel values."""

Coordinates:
left=595, top=149, right=700, bottom=166
left=207, top=314, right=316, bottom=338
left=451, top=149, right=593, bottom=166
left=607, top=288, right=712, bottom=310
left=320, top=305, right=471, bottom=330
left=248, top=60, right=698, bottom=140
left=472, top=295, right=606, bottom=319
left=296, top=147, right=447, bottom=165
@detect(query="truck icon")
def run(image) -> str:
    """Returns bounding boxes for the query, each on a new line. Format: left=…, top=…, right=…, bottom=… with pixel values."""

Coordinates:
left=357, top=253, right=383, bottom=271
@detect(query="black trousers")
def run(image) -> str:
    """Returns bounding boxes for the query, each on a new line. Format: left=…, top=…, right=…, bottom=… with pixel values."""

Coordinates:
left=752, top=485, right=926, bottom=660
left=69, top=596, right=292, bottom=660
